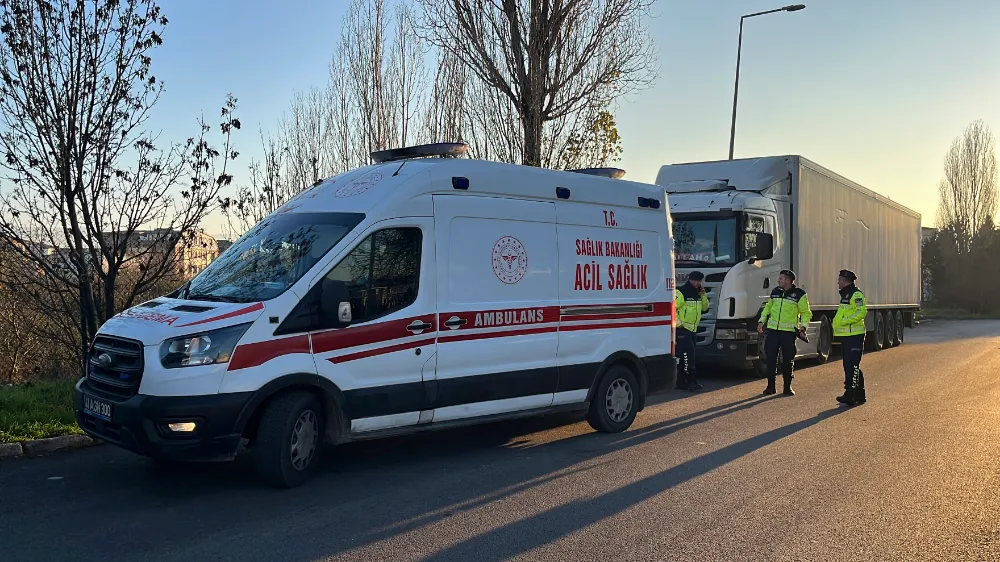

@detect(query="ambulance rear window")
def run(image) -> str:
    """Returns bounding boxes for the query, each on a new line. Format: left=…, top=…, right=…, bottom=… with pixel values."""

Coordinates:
left=186, top=212, right=365, bottom=302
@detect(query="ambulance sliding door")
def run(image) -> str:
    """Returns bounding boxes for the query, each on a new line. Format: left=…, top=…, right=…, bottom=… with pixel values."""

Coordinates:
left=430, top=195, right=559, bottom=422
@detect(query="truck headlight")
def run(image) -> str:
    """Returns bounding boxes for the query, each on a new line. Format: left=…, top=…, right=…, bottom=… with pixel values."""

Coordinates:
left=159, top=323, right=251, bottom=369
left=715, top=328, right=747, bottom=340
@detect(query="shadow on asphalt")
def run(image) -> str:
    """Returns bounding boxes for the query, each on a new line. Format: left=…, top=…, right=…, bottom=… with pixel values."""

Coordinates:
left=2, top=366, right=853, bottom=562
left=107, top=382, right=840, bottom=562
left=421, top=407, right=847, bottom=562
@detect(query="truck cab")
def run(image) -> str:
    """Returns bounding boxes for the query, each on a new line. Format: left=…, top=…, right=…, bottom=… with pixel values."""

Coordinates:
left=658, top=158, right=818, bottom=374
left=657, top=155, right=922, bottom=376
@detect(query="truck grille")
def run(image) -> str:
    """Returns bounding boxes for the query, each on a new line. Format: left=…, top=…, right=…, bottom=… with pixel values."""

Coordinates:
left=88, top=335, right=144, bottom=398
left=696, top=285, right=720, bottom=345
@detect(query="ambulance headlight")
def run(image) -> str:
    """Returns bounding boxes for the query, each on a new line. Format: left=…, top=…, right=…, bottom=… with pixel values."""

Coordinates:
left=159, top=323, right=251, bottom=369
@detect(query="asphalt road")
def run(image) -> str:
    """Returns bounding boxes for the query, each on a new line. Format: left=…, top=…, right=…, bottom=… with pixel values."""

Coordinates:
left=3, top=319, right=1000, bottom=562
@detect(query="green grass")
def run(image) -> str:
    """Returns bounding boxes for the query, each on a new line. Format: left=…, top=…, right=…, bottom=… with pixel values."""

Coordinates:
left=0, top=379, right=83, bottom=443
left=919, top=307, right=1000, bottom=321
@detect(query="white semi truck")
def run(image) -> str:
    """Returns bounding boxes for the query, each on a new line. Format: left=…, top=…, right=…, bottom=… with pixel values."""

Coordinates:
left=656, top=155, right=921, bottom=375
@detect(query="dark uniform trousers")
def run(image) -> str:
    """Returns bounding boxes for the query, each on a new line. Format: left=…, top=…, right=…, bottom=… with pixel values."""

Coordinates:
left=764, top=329, right=797, bottom=380
left=676, top=327, right=697, bottom=383
left=841, top=334, right=866, bottom=392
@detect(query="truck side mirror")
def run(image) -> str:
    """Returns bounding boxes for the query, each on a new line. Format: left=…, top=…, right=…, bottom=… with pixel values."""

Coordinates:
left=755, top=233, right=774, bottom=261
left=321, top=279, right=352, bottom=327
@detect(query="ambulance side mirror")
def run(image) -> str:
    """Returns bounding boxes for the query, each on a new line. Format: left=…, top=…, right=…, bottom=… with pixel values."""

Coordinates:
left=321, top=279, right=352, bottom=327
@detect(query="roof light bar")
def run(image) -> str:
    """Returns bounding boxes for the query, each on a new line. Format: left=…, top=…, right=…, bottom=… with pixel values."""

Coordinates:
left=370, top=142, right=469, bottom=163
left=567, top=167, right=626, bottom=179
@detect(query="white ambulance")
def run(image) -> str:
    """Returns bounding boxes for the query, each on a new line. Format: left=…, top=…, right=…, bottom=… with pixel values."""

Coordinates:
left=73, top=143, right=677, bottom=487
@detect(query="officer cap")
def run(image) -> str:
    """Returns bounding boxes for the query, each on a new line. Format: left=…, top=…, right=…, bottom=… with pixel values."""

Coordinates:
left=779, top=269, right=796, bottom=281
left=688, top=271, right=705, bottom=281
left=838, top=269, right=857, bottom=281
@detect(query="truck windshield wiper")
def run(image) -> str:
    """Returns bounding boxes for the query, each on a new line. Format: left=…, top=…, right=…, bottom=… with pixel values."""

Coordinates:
left=187, top=293, right=247, bottom=304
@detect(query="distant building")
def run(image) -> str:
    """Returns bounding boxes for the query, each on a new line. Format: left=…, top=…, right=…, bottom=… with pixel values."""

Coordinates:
left=105, top=228, right=220, bottom=279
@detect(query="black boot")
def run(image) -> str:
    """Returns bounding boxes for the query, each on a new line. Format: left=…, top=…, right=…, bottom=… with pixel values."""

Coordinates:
left=685, top=378, right=704, bottom=392
left=762, top=378, right=776, bottom=395
left=836, top=387, right=857, bottom=405
left=855, top=387, right=866, bottom=404
left=782, top=376, right=795, bottom=396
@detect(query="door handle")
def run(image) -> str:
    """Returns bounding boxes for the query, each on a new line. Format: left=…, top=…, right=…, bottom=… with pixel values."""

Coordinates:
left=407, top=320, right=433, bottom=333
left=763, top=278, right=770, bottom=289
left=444, top=316, right=467, bottom=329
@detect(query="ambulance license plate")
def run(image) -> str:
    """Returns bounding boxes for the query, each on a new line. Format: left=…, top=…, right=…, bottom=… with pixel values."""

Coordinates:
left=83, top=393, right=113, bottom=421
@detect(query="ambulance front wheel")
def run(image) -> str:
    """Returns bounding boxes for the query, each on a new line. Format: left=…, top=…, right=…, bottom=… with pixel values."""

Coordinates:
left=255, top=391, right=325, bottom=488
left=586, top=365, right=640, bottom=433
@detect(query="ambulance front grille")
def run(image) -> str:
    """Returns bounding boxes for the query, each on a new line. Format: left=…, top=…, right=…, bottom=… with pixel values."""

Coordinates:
left=87, top=335, right=144, bottom=398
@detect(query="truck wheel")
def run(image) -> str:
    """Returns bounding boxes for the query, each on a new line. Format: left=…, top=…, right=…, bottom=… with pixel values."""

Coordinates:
left=867, top=312, right=885, bottom=352
left=586, top=365, right=639, bottom=433
left=750, top=332, right=768, bottom=378
left=815, top=316, right=833, bottom=363
left=895, top=310, right=905, bottom=345
left=255, top=391, right=324, bottom=488
left=885, top=310, right=898, bottom=348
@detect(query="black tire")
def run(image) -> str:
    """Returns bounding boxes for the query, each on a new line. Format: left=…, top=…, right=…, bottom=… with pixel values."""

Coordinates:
left=885, top=310, right=898, bottom=348
left=867, top=312, right=885, bottom=352
left=895, top=310, right=905, bottom=346
left=815, top=316, right=833, bottom=364
left=255, top=391, right=325, bottom=489
left=751, top=331, right=768, bottom=379
left=586, top=365, right=640, bottom=433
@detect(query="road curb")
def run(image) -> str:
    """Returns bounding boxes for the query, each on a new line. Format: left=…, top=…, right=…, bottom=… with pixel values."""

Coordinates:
left=0, top=442, right=23, bottom=459
left=0, top=435, right=99, bottom=460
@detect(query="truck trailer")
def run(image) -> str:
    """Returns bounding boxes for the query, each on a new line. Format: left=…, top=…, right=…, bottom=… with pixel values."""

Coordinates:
left=655, top=155, right=921, bottom=375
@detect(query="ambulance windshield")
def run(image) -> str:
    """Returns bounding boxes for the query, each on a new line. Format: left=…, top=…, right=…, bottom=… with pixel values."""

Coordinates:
left=184, top=212, right=365, bottom=302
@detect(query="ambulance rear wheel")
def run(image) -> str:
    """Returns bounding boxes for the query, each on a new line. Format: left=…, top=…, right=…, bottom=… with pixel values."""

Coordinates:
left=255, top=391, right=324, bottom=489
left=587, top=365, right=639, bottom=433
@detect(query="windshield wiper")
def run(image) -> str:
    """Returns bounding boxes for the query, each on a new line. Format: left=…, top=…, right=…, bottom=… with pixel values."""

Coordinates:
left=187, top=293, right=248, bottom=304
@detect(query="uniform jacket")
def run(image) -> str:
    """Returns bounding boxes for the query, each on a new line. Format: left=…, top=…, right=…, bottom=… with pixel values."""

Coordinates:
left=675, top=281, right=709, bottom=332
left=760, top=285, right=812, bottom=332
left=833, top=284, right=867, bottom=336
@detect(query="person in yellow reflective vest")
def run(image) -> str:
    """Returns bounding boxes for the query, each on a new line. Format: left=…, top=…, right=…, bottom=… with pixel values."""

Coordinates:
left=757, top=269, right=811, bottom=396
left=674, top=271, right=710, bottom=392
left=833, top=269, right=868, bottom=406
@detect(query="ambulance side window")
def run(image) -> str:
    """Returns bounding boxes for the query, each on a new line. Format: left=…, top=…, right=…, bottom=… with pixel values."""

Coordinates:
left=323, top=227, right=422, bottom=324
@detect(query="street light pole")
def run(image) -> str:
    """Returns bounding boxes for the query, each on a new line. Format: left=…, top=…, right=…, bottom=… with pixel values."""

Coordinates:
left=728, top=4, right=806, bottom=160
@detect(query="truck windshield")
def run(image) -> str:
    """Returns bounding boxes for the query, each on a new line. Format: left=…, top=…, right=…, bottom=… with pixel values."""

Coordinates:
left=671, top=216, right=738, bottom=266
left=183, top=212, right=365, bottom=303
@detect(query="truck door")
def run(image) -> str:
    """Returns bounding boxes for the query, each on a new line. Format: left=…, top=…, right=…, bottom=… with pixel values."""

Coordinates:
left=431, top=194, right=559, bottom=422
left=309, top=218, right=437, bottom=434
left=746, top=213, right=780, bottom=303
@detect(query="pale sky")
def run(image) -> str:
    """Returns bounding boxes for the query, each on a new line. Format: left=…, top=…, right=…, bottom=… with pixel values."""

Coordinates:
left=146, top=0, right=1000, bottom=237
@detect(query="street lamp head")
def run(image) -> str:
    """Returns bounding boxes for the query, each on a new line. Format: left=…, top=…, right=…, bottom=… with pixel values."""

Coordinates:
left=784, top=4, right=806, bottom=11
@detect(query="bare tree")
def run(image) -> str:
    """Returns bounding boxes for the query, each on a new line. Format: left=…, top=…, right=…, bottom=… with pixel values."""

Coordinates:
left=423, top=48, right=622, bottom=170
left=931, top=120, right=1000, bottom=314
left=226, top=0, right=427, bottom=236
left=938, top=119, right=999, bottom=252
left=221, top=133, right=300, bottom=238
left=0, top=0, right=240, bottom=366
left=418, top=0, right=656, bottom=167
